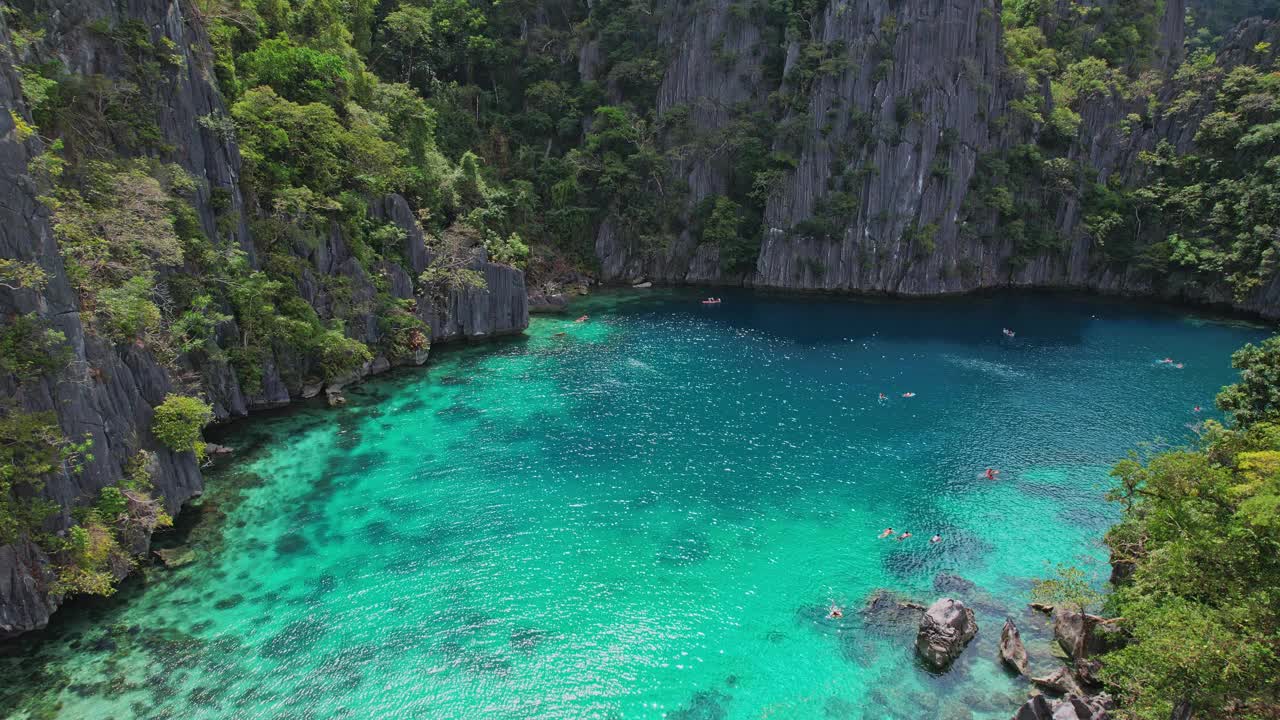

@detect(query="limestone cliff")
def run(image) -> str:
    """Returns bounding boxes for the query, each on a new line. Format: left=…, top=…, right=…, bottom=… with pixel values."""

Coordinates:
left=0, top=0, right=526, bottom=637
left=593, top=0, right=1280, bottom=318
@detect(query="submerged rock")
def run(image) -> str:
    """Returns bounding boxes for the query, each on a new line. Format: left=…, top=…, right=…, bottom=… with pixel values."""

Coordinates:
left=915, top=598, right=977, bottom=671
left=1000, top=618, right=1030, bottom=675
left=860, top=589, right=926, bottom=629
left=933, top=573, right=977, bottom=595
left=153, top=547, right=196, bottom=569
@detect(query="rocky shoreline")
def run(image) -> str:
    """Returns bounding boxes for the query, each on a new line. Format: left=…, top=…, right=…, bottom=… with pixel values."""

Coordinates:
left=855, top=572, right=1131, bottom=720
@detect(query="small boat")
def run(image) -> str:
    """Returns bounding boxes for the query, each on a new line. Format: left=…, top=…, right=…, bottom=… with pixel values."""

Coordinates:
left=633, top=281, right=652, bottom=288
left=701, top=298, right=722, bottom=305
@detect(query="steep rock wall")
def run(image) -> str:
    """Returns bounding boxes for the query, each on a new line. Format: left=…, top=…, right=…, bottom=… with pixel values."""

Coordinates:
left=0, top=0, right=528, bottom=637
left=1, top=18, right=201, bottom=635
left=594, top=0, right=1280, bottom=318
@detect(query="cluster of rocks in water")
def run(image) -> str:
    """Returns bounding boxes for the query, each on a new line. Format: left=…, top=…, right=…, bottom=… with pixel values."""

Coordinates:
left=859, top=576, right=1122, bottom=720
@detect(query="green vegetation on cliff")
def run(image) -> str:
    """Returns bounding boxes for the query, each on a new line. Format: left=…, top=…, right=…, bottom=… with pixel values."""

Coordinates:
left=1098, top=337, right=1280, bottom=719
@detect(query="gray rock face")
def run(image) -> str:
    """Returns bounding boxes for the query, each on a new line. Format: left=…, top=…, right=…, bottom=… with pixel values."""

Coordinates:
left=915, top=597, right=978, bottom=671
left=1012, top=694, right=1113, bottom=720
left=1052, top=609, right=1121, bottom=663
left=1055, top=694, right=1114, bottom=720
left=528, top=291, right=570, bottom=314
left=1000, top=617, right=1030, bottom=675
left=1014, top=695, right=1056, bottom=720
left=371, top=194, right=529, bottom=343
left=0, top=2, right=528, bottom=638
left=0, top=11, right=203, bottom=637
left=591, top=0, right=1280, bottom=318
left=1032, top=667, right=1085, bottom=697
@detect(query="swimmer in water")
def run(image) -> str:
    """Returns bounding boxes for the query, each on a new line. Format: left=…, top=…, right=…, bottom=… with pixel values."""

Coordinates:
left=930, top=535, right=942, bottom=544
left=828, top=605, right=844, bottom=619
left=902, top=392, right=916, bottom=398
left=1161, top=357, right=1173, bottom=364
left=575, top=315, right=589, bottom=323
left=1193, top=405, right=1202, bottom=413
left=1175, top=363, right=1184, bottom=369
left=898, top=531, right=912, bottom=541
left=984, top=468, right=1000, bottom=480
left=879, top=527, right=894, bottom=539
left=878, top=392, right=888, bottom=403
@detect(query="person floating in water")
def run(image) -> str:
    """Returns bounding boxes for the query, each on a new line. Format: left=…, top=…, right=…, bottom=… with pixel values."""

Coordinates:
left=879, top=527, right=894, bottom=539
left=1175, top=363, right=1184, bottom=369
left=930, top=535, right=942, bottom=544
left=897, top=531, right=912, bottom=541
left=902, top=392, right=916, bottom=398
left=828, top=605, right=844, bottom=619
left=1193, top=405, right=1202, bottom=413
left=575, top=315, right=589, bottom=323
left=984, top=468, right=1000, bottom=480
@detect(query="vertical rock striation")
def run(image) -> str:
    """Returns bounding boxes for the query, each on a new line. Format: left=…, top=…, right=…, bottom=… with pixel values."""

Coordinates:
left=592, top=0, right=1280, bottom=318
left=0, top=0, right=528, bottom=637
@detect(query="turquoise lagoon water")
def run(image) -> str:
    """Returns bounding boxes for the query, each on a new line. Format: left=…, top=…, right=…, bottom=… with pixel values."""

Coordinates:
left=1, top=290, right=1271, bottom=720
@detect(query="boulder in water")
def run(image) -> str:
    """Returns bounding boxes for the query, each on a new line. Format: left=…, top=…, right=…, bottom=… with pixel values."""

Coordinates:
left=915, top=598, right=977, bottom=671
left=1000, top=618, right=1030, bottom=675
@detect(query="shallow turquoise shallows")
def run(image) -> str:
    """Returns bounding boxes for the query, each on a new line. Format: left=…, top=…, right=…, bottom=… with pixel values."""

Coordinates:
left=2, top=290, right=1271, bottom=720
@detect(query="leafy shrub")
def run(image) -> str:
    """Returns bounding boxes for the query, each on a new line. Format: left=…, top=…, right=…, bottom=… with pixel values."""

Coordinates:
left=0, top=314, right=70, bottom=381
left=151, top=394, right=214, bottom=456
left=317, top=330, right=373, bottom=382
